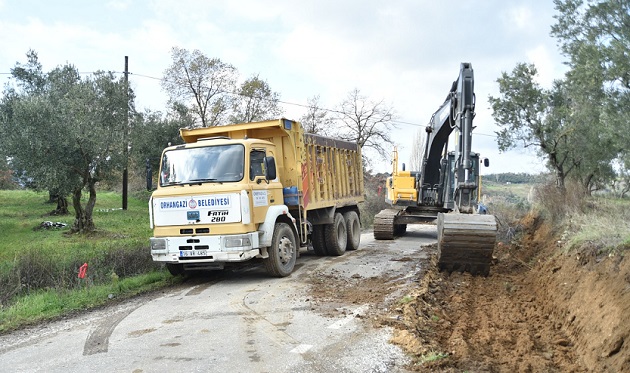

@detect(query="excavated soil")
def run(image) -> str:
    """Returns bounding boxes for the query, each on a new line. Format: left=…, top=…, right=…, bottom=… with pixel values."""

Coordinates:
left=388, top=213, right=630, bottom=372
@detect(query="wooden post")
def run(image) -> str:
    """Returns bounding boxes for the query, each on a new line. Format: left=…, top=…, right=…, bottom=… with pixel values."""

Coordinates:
left=122, top=56, right=129, bottom=210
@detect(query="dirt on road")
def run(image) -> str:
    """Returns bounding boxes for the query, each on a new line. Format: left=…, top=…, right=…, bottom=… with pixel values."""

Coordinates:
left=308, top=214, right=630, bottom=372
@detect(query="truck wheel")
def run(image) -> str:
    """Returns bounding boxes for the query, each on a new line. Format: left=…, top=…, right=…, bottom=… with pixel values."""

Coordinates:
left=343, top=211, right=361, bottom=251
left=311, top=225, right=327, bottom=256
left=325, top=212, right=347, bottom=256
left=264, top=222, right=297, bottom=277
left=166, top=263, right=184, bottom=276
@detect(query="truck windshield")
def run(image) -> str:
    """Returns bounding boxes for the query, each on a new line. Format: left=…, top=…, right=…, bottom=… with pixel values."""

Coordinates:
left=160, top=144, right=245, bottom=186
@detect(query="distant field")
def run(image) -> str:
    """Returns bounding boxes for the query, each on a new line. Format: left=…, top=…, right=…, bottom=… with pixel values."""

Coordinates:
left=480, top=180, right=535, bottom=207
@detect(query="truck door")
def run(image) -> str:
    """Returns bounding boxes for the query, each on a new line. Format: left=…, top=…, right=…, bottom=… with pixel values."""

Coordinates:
left=250, top=148, right=282, bottom=223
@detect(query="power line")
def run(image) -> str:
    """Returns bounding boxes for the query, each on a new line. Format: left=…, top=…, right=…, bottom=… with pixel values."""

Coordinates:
left=2, top=69, right=499, bottom=138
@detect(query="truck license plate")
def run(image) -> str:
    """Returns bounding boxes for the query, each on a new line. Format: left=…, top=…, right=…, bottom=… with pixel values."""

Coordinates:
left=179, top=249, right=208, bottom=257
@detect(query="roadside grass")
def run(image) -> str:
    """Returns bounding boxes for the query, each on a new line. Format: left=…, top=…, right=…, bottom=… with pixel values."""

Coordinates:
left=561, top=197, right=630, bottom=255
left=0, top=189, right=177, bottom=333
left=0, top=271, right=177, bottom=333
left=485, top=180, right=630, bottom=256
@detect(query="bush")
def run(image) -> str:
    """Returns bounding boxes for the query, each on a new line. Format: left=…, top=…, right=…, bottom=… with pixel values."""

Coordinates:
left=0, top=245, right=156, bottom=306
left=534, top=180, right=587, bottom=224
left=360, top=172, right=390, bottom=229
left=490, top=202, right=526, bottom=244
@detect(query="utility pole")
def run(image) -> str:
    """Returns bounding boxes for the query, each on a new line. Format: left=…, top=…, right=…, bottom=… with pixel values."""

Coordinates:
left=122, top=56, right=129, bottom=210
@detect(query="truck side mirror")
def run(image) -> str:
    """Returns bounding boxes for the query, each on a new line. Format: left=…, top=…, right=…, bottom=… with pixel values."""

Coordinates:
left=483, top=158, right=490, bottom=167
left=264, top=156, right=277, bottom=181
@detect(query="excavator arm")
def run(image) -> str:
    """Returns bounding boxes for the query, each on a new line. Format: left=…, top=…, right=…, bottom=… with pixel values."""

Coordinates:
left=420, top=62, right=477, bottom=212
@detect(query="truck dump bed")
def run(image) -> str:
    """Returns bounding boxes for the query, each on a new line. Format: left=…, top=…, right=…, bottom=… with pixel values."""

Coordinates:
left=179, top=119, right=364, bottom=212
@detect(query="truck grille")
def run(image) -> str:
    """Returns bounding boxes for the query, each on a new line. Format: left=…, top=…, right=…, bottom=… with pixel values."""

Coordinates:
left=179, top=228, right=210, bottom=235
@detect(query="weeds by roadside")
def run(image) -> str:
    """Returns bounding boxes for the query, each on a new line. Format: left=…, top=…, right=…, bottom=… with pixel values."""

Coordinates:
left=0, top=190, right=172, bottom=332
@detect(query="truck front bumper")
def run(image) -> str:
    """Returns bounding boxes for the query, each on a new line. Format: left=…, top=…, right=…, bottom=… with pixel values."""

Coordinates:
left=150, top=232, right=261, bottom=264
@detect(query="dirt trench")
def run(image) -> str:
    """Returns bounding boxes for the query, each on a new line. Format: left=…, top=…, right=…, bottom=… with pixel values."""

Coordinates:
left=387, top=213, right=630, bottom=372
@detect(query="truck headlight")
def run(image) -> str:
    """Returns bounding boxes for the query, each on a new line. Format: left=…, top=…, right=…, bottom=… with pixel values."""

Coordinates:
left=224, top=236, right=251, bottom=248
left=150, top=238, right=167, bottom=252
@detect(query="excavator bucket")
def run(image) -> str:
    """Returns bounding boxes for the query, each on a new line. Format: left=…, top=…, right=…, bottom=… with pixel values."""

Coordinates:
left=437, top=213, right=497, bottom=276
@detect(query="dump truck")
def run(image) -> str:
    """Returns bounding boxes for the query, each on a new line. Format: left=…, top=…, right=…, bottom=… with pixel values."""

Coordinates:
left=149, top=118, right=364, bottom=277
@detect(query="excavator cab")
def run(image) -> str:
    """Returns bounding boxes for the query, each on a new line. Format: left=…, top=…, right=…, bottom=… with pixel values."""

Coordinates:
left=444, top=151, right=482, bottom=210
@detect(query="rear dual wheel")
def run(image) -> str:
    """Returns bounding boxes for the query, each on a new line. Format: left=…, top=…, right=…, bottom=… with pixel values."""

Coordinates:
left=312, top=211, right=360, bottom=256
left=343, top=211, right=361, bottom=251
left=311, top=225, right=327, bottom=256
left=325, top=212, right=347, bottom=256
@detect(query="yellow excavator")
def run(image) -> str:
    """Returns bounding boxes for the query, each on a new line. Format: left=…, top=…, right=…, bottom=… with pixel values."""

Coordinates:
left=374, top=63, right=497, bottom=275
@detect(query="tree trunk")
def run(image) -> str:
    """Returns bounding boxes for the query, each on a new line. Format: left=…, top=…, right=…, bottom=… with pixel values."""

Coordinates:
left=583, top=173, right=595, bottom=196
left=54, top=196, right=69, bottom=215
left=47, top=190, right=68, bottom=215
left=84, top=180, right=97, bottom=229
left=555, top=169, right=566, bottom=192
left=71, top=185, right=95, bottom=233
left=47, top=190, right=58, bottom=203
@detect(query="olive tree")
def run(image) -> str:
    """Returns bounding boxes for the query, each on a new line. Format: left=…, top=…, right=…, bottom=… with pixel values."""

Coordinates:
left=552, top=0, right=630, bottom=191
left=1, top=52, right=130, bottom=232
left=489, top=64, right=576, bottom=190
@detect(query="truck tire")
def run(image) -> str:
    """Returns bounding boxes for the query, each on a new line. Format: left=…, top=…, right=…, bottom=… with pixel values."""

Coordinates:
left=311, top=225, right=327, bottom=256
left=325, top=212, right=347, bottom=256
left=343, top=211, right=361, bottom=251
left=264, top=222, right=297, bottom=277
left=166, top=263, right=184, bottom=276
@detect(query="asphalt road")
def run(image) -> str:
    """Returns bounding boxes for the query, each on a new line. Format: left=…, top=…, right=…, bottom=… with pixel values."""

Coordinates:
left=0, top=225, right=437, bottom=373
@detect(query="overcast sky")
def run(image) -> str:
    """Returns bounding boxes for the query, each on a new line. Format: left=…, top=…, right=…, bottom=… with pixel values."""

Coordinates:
left=0, top=0, right=567, bottom=174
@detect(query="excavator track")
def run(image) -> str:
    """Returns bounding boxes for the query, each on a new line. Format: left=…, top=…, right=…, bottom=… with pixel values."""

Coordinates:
left=437, top=213, right=497, bottom=276
left=373, top=209, right=400, bottom=240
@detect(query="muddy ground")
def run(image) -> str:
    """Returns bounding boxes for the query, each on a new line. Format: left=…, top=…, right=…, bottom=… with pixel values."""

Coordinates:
left=309, top=214, right=630, bottom=372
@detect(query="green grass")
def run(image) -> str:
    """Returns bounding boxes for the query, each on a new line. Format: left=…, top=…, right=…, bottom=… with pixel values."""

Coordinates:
left=398, top=295, right=414, bottom=305
left=563, top=197, right=630, bottom=255
left=481, top=180, right=533, bottom=209
left=0, top=190, right=151, bottom=261
left=482, top=181, right=630, bottom=255
left=418, top=350, right=449, bottom=365
left=0, top=271, right=177, bottom=333
left=0, top=189, right=177, bottom=333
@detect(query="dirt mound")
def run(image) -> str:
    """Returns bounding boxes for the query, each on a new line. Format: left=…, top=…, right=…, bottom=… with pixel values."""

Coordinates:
left=388, top=212, right=630, bottom=372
